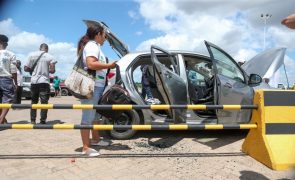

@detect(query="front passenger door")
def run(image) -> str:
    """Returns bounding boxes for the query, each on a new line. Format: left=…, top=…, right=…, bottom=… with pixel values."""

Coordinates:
left=205, top=41, right=254, bottom=124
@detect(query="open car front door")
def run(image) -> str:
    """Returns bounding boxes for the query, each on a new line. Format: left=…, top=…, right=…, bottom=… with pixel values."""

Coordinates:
left=151, top=45, right=187, bottom=123
left=204, top=41, right=253, bottom=124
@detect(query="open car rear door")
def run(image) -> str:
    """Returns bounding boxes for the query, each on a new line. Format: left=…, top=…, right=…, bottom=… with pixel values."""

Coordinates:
left=83, top=20, right=129, bottom=58
left=204, top=41, right=253, bottom=124
left=151, top=45, right=187, bottom=123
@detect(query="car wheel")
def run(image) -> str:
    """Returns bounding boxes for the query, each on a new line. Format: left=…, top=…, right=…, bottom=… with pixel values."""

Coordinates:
left=61, top=89, right=69, bottom=96
left=103, top=109, right=140, bottom=140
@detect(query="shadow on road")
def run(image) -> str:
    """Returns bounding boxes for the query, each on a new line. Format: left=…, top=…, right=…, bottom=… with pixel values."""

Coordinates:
left=131, top=129, right=249, bottom=150
left=239, top=170, right=271, bottom=180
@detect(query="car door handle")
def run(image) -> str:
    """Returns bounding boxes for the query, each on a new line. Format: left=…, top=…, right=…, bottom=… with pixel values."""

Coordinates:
left=224, top=83, right=232, bottom=88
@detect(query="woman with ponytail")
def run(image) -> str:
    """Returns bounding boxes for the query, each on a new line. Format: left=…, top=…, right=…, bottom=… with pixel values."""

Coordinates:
left=78, top=25, right=116, bottom=156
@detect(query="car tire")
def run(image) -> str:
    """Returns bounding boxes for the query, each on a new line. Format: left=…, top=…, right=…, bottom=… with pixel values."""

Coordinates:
left=61, top=89, right=69, bottom=96
left=103, top=109, right=140, bottom=140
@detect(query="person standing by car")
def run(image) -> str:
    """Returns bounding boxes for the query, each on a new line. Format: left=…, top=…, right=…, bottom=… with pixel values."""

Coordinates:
left=13, top=60, right=23, bottom=104
left=24, top=43, right=56, bottom=124
left=0, top=34, right=17, bottom=124
left=77, top=24, right=116, bottom=156
left=53, top=76, right=61, bottom=97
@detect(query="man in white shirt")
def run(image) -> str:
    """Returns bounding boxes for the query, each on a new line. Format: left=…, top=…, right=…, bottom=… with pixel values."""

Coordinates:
left=0, top=34, right=17, bottom=124
left=24, top=43, right=56, bottom=124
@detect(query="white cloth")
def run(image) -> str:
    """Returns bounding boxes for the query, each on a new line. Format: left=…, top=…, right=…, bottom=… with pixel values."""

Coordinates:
left=0, top=49, right=17, bottom=77
left=267, top=70, right=280, bottom=88
left=83, top=40, right=107, bottom=87
left=16, top=68, right=23, bottom=86
left=25, top=50, right=56, bottom=84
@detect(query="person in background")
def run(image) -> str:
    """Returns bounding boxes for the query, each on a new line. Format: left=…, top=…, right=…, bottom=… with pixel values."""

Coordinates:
left=140, top=64, right=153, bottom=100
left=281, top=13, right=295, bottom=29
left=53, top=76, right=61, bottom=97
left=0, top=34, right=17, bottom=124
left=77, top=24, right=116, bottom=156
left=24, top=43, right=56, bottom=124
left=13, top=60, right=23, bottom=104
left=140, top=64, right=160, bottom=105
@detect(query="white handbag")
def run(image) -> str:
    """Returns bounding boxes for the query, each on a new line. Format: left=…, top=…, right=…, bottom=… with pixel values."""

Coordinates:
left=65, top=54, right=95, bottom=99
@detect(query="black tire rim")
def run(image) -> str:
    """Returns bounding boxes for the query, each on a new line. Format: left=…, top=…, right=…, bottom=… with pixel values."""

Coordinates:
left=113, top=112, right=132, bottom=133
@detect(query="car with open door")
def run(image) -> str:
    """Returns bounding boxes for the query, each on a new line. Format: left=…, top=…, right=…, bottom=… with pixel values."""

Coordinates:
left=81, top=20, right=284, bottom=139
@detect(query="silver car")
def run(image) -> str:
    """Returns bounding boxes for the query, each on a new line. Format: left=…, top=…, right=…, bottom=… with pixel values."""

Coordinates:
left=84, top=20, right=284, bottom=139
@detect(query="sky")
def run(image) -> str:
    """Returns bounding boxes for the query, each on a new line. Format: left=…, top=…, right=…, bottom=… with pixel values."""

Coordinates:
left=1, top=0, right=295, bottom=87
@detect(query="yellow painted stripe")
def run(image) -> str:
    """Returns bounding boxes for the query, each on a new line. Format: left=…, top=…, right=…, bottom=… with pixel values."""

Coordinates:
left=205, top=124, right=224, bottom=129
left=169, top=125, right=189, bottom=130
left=112, top=105, right=133, bottom=110
left=32, top=104, right=53, bottom=109
left=265, top=107, right=295, bottom=123
left=0, top=104, right=12, bottom=108
left=132, top=125, right=152, bottom=130
left=223, top=105, right=242, bottom=110
left=12, top=124, right=33, bottom=129
left=187, top=105, right=207, bottom=110
left=151, top=105, right=170, bottom=110
left=53, top=124, right=74, bottom=129
left=240, top=124, right=257, bottom=129
left=72, top=104, right=94, bottom=109
left=93, top=125, right=113, bottom=130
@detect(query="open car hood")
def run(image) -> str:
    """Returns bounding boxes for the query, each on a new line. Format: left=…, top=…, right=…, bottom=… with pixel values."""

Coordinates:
left=242, top=48, right=286, bottom=78
left=83, top=20, right=129, bottom=58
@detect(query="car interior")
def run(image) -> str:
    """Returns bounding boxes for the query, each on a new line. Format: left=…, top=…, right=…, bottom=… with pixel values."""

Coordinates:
left=131, top=55, right=177, bottom=117
left=131, top=54, right=217, bottom=118
left=183, top=55, right=216, bottom=117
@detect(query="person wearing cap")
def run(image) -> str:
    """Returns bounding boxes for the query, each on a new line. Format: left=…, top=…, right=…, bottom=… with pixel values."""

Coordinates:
left=0, top=34, right=17, bottom=124
left=281, top=13, right=295, bottom=29
left=24, top=43, right=57, bottom=124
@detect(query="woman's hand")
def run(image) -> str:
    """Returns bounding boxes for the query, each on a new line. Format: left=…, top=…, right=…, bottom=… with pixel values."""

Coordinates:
left=108, top=61, right=117, bottom=69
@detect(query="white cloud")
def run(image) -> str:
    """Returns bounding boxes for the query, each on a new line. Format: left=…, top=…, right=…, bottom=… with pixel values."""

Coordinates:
left=128, top=10, right=140, bottom=20
left=135, top=0, right=295, bottom=85
left=0, top=19, right=76, bottom=79
left=0, top=18, right=20, bottom=36
left=135, top=31, right=143, bottom=36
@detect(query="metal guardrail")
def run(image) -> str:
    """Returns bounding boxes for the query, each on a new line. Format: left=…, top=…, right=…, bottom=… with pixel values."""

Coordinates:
left=0, top=104, right=258, bottom=110
left=0, top=124, right=258, bottom=130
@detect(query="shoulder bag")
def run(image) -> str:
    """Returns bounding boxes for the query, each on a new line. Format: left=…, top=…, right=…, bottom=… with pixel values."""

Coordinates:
left=29, top=52, right=46, bottom=75
left=64, top=53, right=96, bottom=99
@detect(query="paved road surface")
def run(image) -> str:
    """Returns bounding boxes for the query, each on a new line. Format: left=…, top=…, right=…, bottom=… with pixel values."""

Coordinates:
left=1, top=96, right=294, bottom=179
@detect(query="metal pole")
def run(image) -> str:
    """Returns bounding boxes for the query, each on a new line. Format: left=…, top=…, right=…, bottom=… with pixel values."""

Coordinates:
left=283, top=62, right=290, bottom=89
left=261, top=14, right=272, bottom=50
left=263, top=18, right=266, bottom=50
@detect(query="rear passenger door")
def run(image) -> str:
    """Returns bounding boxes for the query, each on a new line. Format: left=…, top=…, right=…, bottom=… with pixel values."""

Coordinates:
left=151, top=45, right=188, bottom=123
left=205, top=41, right=254, bottom=124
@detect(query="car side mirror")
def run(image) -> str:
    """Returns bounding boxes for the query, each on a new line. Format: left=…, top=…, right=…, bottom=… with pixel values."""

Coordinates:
left=249, top=74, right=262, bottom=84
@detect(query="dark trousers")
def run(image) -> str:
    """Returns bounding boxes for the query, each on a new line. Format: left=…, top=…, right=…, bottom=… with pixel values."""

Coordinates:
left=13, top=86, right=23, bottom=104
left=30, top=83, right=50, bottom=122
